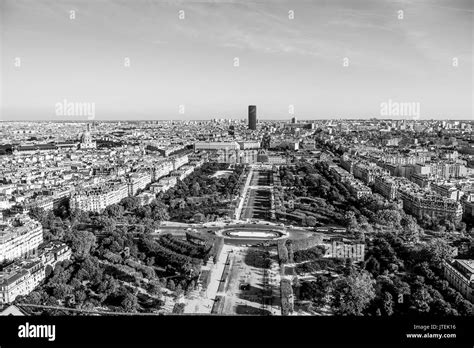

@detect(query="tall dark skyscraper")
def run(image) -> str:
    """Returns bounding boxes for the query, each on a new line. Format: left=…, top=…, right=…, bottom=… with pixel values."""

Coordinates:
left=248, top=105, right=257, bottom=130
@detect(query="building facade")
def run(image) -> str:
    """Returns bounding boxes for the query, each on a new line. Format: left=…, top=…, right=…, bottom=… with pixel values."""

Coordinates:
left=443, top=259, right=474, bottom=303
left=0, top=215, right=43, bottom=263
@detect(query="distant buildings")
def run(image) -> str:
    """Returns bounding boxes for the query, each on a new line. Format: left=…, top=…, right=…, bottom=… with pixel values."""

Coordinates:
left=194, top=141, right=257, bottom=164
left=342, top=153, right=465, bottom=222
left=78, top=124, right=96, bottom=150
left=374, top=176, right=398, bottom=201
left=194, top=141, right=240, bottom=152
left=248, top=105, right=257, bottom=130
left=329, top=165, right=372, bottom=199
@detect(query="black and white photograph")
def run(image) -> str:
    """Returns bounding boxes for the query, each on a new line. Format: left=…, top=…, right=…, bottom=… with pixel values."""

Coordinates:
left=0, top=0, right=473, bottom=346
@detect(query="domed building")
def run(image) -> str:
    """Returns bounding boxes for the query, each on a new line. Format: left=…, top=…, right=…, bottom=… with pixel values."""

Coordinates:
left=79, top=124, right=96, bottom=150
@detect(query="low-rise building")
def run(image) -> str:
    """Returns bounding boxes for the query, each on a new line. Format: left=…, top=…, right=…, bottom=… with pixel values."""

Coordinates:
left=0, top=215, right=43, bottom=263
left=443, top=259, right=474, bottom=303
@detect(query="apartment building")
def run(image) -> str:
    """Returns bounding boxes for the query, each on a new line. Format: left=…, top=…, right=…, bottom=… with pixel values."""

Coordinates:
left=171, top=154, right=189, bottom=170
left=342, top=155, right=465, bottom=221
left=38, top=241, right=72, bottom=269
left=170, top=165, right=195, bottom=181
left=352, top=161, right=389, bottom=185
left=330, top=165, right=371, bottom=199
left=374, top=175, right=398, bottom=201
left=127, top=171, right=152, bottom=196
left=69, top=181, right=129, bottom=212
left=415, top=162, right=468, bottom=180
left=24, top=197, right=54, bottom=211
left=0, top=215, right=43, bottom=263
left=431, top=183, right=464, bottom=201
left=150, top=177, right=178, bottom=194
left=152, top=161, right=173, bottom=181
left=443, top=259, right=474, bottom=303
left=397, top=181, right=463, bottom=221
left=194, top=141, right=240, bottom=152
left=0, top=259, right=44, bottom=304
left=0, top=241, right=71, bottom=304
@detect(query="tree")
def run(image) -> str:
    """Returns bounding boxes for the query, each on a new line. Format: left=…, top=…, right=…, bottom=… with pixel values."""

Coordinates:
left=167, top=279, right=176, bottom=291
left=400, top=215, right=420, bottom=243
left=28, top=206, right=49, bottom=224
left=193, top=213, right=205, bottom=223
left=456, top=298, right=473, bottom=316
left=343, top=211, right=358, bottom=231
left=431, top=298, right=457, bottom=315
left=74, top=289, right=87, bottom=304
left=186, top=280, right=196, bottom=294
left=376, top=210, right=401, bottom=228
left=411, top=286, right=432, bottom=313
left=66, top=230, right=97, bottom=259
left=382, top=292, right=394, bottom=316
left=121, top=293, right=138, bottom=312
left=192, top=182, right=201, bottom=196
left=330, top=270, right=376, bottom=315
left=104, top=204, right=124, bottom=219
left=305, top=216, right=317, bottom=227
left=424, top=239, right=453, bottom=269
left=175, top=284, right=184, bottom=298
left=20, top=291, right=43, bottom=305
left=121, top=197, right=141, bottom=211
left=299, top=276, right=330, bottom=307
left=355, top=230, right=366, bottom=243
left=413, top=262, right=435, bottom=281
left=148, top=280, right=162, bottom=296
left=365, top=256, right=380, bottom=277
left=52, top=283, right=73, bottom=300
left=45, top=264, right=54, bottom=278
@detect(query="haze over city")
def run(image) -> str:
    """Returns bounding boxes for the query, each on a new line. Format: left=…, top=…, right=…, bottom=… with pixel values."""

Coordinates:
left=1, top=0, right=473, bottom=120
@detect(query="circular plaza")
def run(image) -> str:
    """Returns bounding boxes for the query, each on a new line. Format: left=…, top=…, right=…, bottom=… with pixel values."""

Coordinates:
left=221, top=226, right=287, bottom=240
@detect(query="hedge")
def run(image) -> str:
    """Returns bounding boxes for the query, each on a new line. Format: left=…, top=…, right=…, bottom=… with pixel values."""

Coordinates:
left=280, top=278, right=294, bottom=316
left=277, top=240, right=289, bottom=265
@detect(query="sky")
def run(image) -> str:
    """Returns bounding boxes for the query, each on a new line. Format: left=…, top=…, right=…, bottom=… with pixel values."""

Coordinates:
left=0, top=0, right=472, bottom=120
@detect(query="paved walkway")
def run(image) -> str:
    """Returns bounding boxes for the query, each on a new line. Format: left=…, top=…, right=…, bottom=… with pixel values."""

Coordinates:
left=183, top=244, right=233, bottom=314
left=234, top=168, right=254, bottom=220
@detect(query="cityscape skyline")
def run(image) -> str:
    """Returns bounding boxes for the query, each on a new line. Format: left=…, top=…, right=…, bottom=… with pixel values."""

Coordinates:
left=0, top=1, right=473, bottom=345
left=1, top=0, right=473, bottom=121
